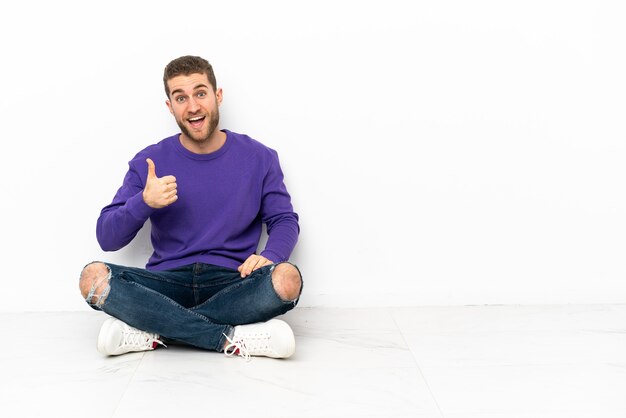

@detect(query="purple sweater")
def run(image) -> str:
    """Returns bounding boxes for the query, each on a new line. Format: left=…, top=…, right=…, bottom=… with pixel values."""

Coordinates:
left=96, top=130, right=299, bottom=271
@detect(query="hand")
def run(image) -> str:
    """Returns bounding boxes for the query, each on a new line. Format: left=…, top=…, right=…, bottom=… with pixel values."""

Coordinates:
left=238, top=254, right=273, bottom=278
left=142, top=158, right=178, bottom=209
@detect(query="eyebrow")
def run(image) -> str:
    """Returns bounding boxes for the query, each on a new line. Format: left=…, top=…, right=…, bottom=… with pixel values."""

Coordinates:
left=170, top=83, right=210, bottom=96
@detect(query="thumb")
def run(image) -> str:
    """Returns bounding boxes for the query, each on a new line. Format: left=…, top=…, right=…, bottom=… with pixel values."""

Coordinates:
left=146, top=158, right=157, bottom=179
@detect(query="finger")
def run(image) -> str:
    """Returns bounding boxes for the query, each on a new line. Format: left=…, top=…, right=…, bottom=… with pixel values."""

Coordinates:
left=166, top=194, right=178, bottom=205
left=146, top=158, right=157, bottom=179
left=240, top=256, right=256, bottom=278
left=258, top=258, right=273, bottom=270
left=240, top=260, right=252, bottom=277
left=248, top=256, right=269, bottom=275
left=161, top=175, right=177, bottom=184
left=165, top=183, right=177, bottom=192
left=165, top=189, right=178, bottom=199
left=247, top=258, right=261, bottom=274
left=250, top=256, right=268, bottom=272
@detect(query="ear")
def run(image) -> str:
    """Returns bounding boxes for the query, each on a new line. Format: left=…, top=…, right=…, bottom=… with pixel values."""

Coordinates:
left=216, top=88, right=223, bottom=106
left=165, top=99, right=174, bottom=115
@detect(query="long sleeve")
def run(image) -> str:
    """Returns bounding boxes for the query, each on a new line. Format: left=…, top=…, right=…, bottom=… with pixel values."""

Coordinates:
left=259, top=150, right=300, bottom=263
left=96, top=163, right=156, bottom=251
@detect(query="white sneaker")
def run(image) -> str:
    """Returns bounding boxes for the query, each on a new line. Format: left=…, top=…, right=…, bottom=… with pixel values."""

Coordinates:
left=223, top=319, right=295, bottom=360
left=97, top=317, right=165, bottom=356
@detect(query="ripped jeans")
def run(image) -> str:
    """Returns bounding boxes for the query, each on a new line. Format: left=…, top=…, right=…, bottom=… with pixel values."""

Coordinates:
left=81, top=262, right=302, bottom=352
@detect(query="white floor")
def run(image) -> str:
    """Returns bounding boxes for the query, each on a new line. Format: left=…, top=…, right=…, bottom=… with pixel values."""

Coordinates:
left=1, top=305, right=625, bottom=418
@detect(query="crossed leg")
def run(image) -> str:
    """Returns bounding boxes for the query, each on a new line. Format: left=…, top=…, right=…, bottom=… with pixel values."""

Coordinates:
left=79, top=261, right=302, bottom=354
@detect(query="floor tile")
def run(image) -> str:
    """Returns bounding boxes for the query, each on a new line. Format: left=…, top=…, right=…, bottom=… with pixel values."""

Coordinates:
left=114, top=347, right=441, bottom=418
left=392, top=305, right=626, bottom=417
left=393, top=305, right=626, bottom=367
left=422, top=363, right=626, bottom=417
left=284, top=307, right=418, bottom=369
left=0, top=311, right=141, bottom=417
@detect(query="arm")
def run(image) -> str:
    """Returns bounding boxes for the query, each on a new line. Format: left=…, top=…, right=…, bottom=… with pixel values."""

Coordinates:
left=96, top=158, right=177, bottom=251
left=96, top=162, right=155, bottom=251
left=259, top=150, right=300, bottom=263
left=238, top=150, right=299, bottom=278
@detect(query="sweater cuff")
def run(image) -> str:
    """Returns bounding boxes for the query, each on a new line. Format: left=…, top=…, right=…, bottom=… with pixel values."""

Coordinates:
left=260, top=249, right=285, bottom=264
left=125, top=191, right=156, bottom=220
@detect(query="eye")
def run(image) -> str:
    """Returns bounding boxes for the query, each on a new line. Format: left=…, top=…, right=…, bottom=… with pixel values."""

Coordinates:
left=175, top=96, right=186, bottom=103
left=197, top=91, right=207, bottom=98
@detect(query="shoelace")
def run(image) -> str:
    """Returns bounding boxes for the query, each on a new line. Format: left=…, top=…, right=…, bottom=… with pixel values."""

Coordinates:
left=223, top=332, right=273, bottom=361
left=121, top=327, right=166, bottom=350
left=223, top=334, right=251, bottom=361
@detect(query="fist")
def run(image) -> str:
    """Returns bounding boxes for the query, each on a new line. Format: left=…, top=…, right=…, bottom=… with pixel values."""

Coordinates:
left=142, top=158, right=178, bottom=209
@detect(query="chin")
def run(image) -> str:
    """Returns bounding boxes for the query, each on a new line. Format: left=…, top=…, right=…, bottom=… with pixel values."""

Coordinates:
left=186, top=132, right=206, bottom=142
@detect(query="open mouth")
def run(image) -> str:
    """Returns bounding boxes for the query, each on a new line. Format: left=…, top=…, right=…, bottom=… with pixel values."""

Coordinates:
left=187, top=115, right=206, bottom=129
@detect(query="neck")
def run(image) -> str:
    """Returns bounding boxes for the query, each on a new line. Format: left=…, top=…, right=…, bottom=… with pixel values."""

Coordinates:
left=179, top=129, right=226, bottom=154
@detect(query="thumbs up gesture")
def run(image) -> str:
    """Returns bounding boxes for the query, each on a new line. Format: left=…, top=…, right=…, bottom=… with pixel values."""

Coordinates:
left=142, top=158, right=178, bottom=209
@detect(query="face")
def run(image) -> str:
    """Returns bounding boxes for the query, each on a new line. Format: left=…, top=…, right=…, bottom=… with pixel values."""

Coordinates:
left=166, top=73, right=222, bottom=143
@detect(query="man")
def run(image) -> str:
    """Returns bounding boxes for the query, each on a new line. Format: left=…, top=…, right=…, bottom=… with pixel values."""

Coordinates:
left=79, top=55, right=302, bottom=360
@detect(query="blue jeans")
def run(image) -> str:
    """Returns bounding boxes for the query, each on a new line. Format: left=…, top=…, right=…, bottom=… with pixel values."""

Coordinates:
left=82, top=262, right=302, bottom=352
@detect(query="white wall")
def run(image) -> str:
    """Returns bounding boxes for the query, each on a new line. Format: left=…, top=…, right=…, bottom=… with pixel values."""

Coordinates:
left=1, top=0, right=624, bottom=312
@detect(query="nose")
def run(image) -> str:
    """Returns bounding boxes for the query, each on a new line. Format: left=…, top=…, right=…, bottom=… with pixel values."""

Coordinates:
left=187, top=96, right=200, bottom=112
